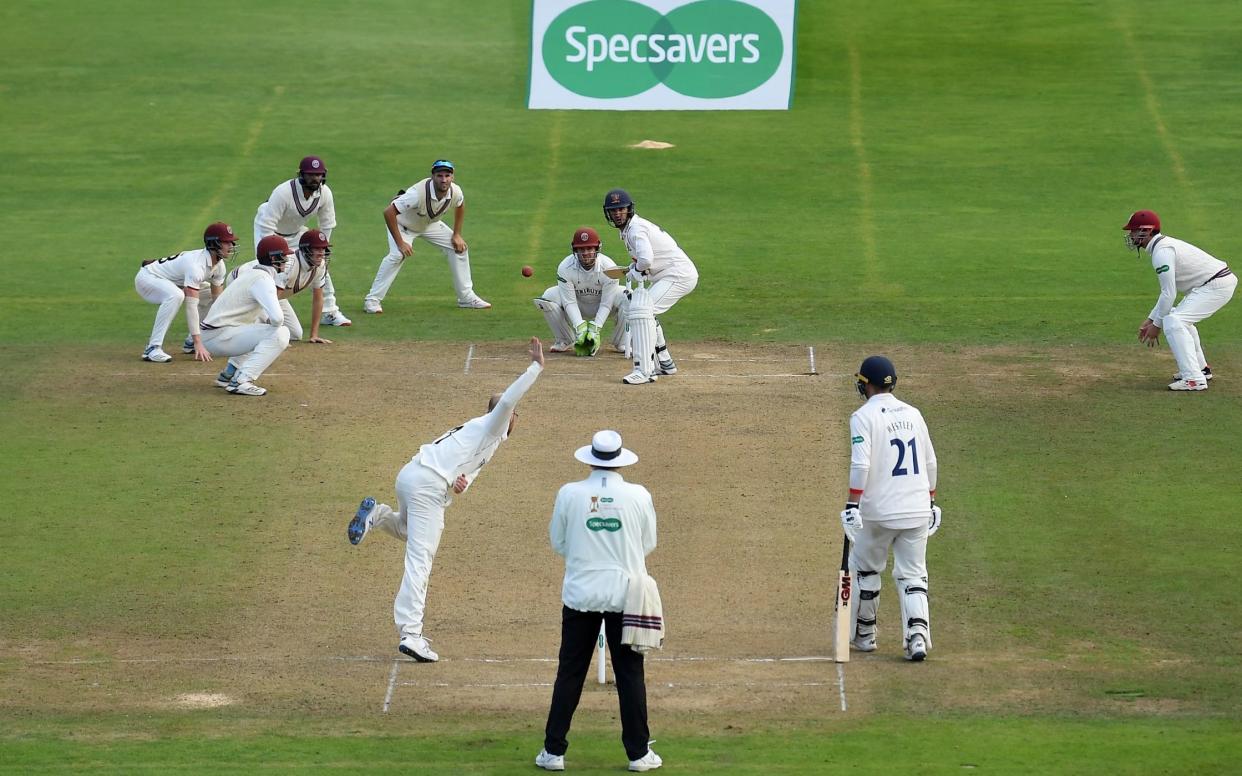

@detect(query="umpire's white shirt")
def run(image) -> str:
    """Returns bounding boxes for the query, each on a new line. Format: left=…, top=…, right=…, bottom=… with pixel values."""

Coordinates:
left=255, top=179, right=337, bottom=240
left=550, top=470, right=657, bottom=612
left=1145, top=233, right=1231, bottom=325
left=619, top=215, right=698, bottom=282
left=849, top=393, right=938, bottom=527
left=203, top=265, right=284, bottom=329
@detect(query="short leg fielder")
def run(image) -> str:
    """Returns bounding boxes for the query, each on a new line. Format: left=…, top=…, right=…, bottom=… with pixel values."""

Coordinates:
left=366, top=221, right=480, bottom=307
left=1162, top=275, right=1236, bottom=383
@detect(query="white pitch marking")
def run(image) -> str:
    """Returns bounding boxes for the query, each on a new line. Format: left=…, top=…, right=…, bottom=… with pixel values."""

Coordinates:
left=464, top=344, right=475, bottom=374
left=836, top=663, right=848, bottom=712
left=396, top=681, right=828, bottom=690
left=382, top=659, right=400, bottom=713
left=808, top=346, right=818, bottom=375
left=28, top=653, right=839, bottom=666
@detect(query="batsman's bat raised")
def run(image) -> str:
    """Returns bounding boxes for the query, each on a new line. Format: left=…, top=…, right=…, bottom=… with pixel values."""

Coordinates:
left=834, top=536, right=853, bottom=663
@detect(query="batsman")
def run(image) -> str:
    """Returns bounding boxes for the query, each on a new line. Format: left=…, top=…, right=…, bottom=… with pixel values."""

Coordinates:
left=840, top=356, right=941, bottom=661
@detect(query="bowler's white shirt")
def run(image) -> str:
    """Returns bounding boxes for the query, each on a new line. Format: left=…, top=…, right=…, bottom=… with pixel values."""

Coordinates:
left=849, top=393, right=938, bottom=526
left=550, top=469, right=656, bottom=613
left=392, top=179, right=464, bottom=233
left=255, top=179, right=336, bottom=239
left=1146, top=233, right=1231, bottom=325
left=203, top=265, right=284, bottom=329
left=619, top=214, right=698, bottom=282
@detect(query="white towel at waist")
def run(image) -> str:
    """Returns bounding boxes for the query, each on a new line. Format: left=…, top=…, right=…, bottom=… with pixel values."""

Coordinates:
left=621, top=572, right=664, bottom=653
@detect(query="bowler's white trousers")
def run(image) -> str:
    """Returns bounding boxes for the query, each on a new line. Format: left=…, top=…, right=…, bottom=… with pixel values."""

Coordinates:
left=370, top=458, right=451, bottom=639
left=365, top=221, right=476, bottom=305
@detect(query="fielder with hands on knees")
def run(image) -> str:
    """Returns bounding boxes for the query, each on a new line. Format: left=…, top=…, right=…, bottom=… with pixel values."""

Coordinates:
left=535, top=430, right=662, bottom=773
left=346, top=338, right=545, bottom=663
left=134, top=222, right=239, bottom=363
left=1123, top=210, right=1236, bottom=391
left=841, top=355, right=940, bottom=662
left=533, top=227, right=626, bottom=356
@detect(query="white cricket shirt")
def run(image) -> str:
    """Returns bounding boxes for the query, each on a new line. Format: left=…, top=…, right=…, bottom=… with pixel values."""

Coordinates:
left=392, top=178, right=463, bottom=233
left=139, top=248, right=213, bottom=288
left=228, top=253, right=327, bottom=295
left=202, top=265, right=284, bottom=329
left=849, top=393, right=939, bottom=526
left=555, top=252, right=621, bottom=325
left=1145, top=233, right=1232, bottom=325
left=550, top=469, right=657, bottom=612
left=619, top=214, right=699, bottom=282
left=255, top=179, right=337, bottom=239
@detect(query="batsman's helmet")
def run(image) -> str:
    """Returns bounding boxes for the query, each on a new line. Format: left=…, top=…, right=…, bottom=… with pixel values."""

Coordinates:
left=572, top=226, right=601, bottom=251
left=256, top=235, right=295, bottom=270
left=298, top=155, right=327, bottom=187
left=602, top=188, right=634, bottom=227
left=203, top=222, right=239, bottom=258
left=431, top=159, right=455, bottom=173
left=1122, top=209, right=1160, bottom=250
left=855, top=355, right=897, bottom=398
left=298, top=229, right=332, bottom=257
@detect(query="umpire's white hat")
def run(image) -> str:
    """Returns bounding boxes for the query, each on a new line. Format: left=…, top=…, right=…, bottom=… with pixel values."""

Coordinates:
left=574, top=430, right=638, bottom=468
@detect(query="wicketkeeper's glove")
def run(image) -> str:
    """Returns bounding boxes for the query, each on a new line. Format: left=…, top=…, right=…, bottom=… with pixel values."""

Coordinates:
left=573, top=322, right=600, bottom=357
left=840, top=503, right=862, bottom=542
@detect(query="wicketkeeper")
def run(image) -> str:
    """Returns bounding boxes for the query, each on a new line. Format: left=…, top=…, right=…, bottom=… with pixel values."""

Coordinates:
left=532, top=227, right=626, bottom=356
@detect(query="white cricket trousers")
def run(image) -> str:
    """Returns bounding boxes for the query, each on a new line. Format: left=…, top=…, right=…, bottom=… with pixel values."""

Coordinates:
left=199, top=323, right=290, bottom=383
left=850, top=520, right=932, bottom=648
left=253, top=224, right=342, bottom=316
left=365, top=221, right=476, bottom=305
left=370, top=459, right=451, bottom=639
left=134, top=270, right=186, bottom=347
left=1163, top=274, right=1237, bottom=382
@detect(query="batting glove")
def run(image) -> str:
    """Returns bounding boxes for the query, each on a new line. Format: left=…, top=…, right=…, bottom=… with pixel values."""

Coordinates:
left=625, top=264, right=644, bottom=284
left=928, top=501, right=942, bottom=537
left=840, top=503, right=862, bottom=542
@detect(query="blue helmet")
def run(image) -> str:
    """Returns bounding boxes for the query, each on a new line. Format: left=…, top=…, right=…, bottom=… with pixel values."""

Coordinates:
left=602, top=188, right=634, bottom=228
left=855, top=355, right=897, bottom=398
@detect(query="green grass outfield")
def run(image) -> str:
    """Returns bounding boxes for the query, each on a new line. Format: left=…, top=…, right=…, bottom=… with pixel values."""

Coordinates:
left=3, top=0, right=1242, bottom=772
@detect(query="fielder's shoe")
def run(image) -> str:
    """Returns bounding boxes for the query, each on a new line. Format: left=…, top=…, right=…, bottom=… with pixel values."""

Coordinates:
left=549, top=340, right=573, bottom=353
left=628, top=749, right=663, bottom=772
left=457, top=295, right=492, bottom=309
left=1168, top=378, right=1207, bottom=392
left=214, top=363, right=238, bottom=388
left=226, top=380, right=267, bottom=396
left=535, top=749, right=566, bottom=771
left=657, top=359, right=677, bottom=376
left=622, top=370, right=657, bottom=385
left=181, top=336, right=196, bottom=354
left=348, top=497, right=376, bottom=545
left=363, top=299, right=383, bottom=314
left=398, top=634, right=439, bottom=663
left=1172, top=366, right=1213, bottom=382
left=851, top=632, right=877, bottom=653
left=321, top=310, right=352, bottom=327
left=142, top=345, right=173, bottom=363
left=906, top=634, right=928, bottom=662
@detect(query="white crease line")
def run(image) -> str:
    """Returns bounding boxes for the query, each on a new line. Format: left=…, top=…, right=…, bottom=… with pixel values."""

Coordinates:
left=397, top=680, right=830, bottom=689
left=464, top=344, right=475, bottom=374
left=808, top=346, right=818, bottom=375
left=25, top=654, right=837, bottom=666
left=837, top=663, right=848, bottom=712
left=382, top=659, right=399, bottom=713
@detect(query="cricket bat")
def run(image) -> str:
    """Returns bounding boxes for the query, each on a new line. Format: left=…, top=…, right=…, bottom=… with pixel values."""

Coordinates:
left=833, top=536, right=853, bottom=663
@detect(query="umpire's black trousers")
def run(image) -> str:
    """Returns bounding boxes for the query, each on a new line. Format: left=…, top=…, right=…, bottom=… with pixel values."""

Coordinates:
left=543, top=606, right=649, bottom=760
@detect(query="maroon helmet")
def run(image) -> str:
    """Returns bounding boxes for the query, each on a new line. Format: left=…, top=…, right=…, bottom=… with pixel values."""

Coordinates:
left=256, top=235, right=295, bottom=269
left=1123, top=210, right=1160, bottom=250
left=203, top=222, right=238, bottom=259
left=298, top=156, right=327, bottom=189
left=298, top=229, right=332, bottom=263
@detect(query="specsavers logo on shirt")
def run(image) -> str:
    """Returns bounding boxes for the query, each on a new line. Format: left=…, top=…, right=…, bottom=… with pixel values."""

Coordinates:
left=529, top=0, right=797, bottom=110
left=587, top=517, right=623, bottom=532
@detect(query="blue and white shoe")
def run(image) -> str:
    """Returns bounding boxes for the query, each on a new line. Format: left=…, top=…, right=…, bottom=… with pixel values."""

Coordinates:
left=182, top=336, right=195, bottom=354
left=214, top=363, right=237, bottom=388
left=348, top=497, right=376, bottom=545
left=142, top=345, right=173, bottom=363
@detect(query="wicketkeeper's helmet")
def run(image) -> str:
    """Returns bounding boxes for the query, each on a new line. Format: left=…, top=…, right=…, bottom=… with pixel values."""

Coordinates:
left=298, top=155, right=327, bottom=187
left=572, top=226, right=602, bottom=252
left=1122, top=209, right=1160, bottom=250
left=256, top=235, right=295, bottom=270
left=602, top=188, right=634, bottom=228
left=855, top=355, right=897, bottom=398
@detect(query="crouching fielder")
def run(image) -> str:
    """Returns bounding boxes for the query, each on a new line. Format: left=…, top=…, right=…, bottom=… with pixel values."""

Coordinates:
left=532, top=227, right=625, bottom=356
left=602, top=188, right=699, bottom=385
left=839, top=356, right=941, bottom=661
left=199, top=236, right=295, bottom=396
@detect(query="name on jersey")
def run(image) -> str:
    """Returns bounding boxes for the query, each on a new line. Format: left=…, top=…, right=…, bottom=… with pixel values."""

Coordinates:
left=886, top=420, right=915, bottom=434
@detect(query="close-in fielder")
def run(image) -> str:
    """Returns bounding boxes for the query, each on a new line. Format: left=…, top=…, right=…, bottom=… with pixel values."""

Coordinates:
left=1124, top=210, right=1236, bottom=391
left=254, top=155, right=351, bottom=327
left=602, top=189, right=699, bottom=385
left=840, top=356, right=941, bottom=661
left=346, top=338, right=545, bottom=662
left=134, top=222, right=239, bottom=363
left=533, top=227, right=625, bottom=355
left=363, top=159, right=491, bottom=313
left=198, top=236, right=295, bottom=396
left=179, top=261, right=229, bottom=355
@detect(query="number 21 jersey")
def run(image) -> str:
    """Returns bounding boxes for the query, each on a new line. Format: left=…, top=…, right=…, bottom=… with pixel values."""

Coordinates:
left=849, top=393, right=938, bottom=524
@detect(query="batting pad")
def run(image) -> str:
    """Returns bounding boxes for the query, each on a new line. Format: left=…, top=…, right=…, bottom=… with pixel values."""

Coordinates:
left=627, top=285, right=656, bottom=377
left=898, top=578, right=932, bottom=650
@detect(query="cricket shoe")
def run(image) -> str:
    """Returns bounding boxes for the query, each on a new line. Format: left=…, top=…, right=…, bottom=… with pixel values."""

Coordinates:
left=363, top=299, right=383, bottom=314
left=398, top=634, right=439, bottom=663
left=851, top=632, right=877, bottom=653
left=348, top=497, right=376, bottom=545
left=622, top=370, right=657, bottom=385
left=142, top=345, right=173, bottom=363
left=321, top=310, right=352, bottom=327
left=214, top=363, right=238, bottom=388
left=457, top=296, right=492, bottom=309
left=549, top=340, right=573, bottom=353
left=1171, top=366, right=1213, bottom=383
left=657, top=359, right=677, bottom=376
left=905, top=634, right=928, bottom=662
left=182, top=336, right=196, bottom=354
left=1168, top=378, right=1207, bottom=392
left=226, top=380, right=267, bottom=396
left=535, top=749, right=565, bottom=771
left=628, top=749, right=663, bottom=772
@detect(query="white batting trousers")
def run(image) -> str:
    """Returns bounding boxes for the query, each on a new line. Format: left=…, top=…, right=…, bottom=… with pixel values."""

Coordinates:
left=199, top=323, right=290, bottom=382
left=1163, top=274, right=1236, bottom=381
left=134, top=271, right=186, bottom=347
left=373, top=459, right=451, bottom=639
left=850, top=520, right=932, bottom=649
left=365, top=221, right=476, bottom=305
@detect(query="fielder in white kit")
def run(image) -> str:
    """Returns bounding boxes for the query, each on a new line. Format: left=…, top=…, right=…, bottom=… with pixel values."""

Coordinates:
left=602, top=189, right=699, bottom=385
left=179, top=260, right=229, bottom=355
left=533, top=226, right=625, bottom=355
left=363, top=159, right=491, bottom=313
left=840, top=355, right=941, bottom=661
left=134, top=221, right=239, bottom=363
left=1124, top=210, right=1236, bottom=391
left=346, top=337, right=545, bottom=662
left=198, top=236, right=296, bottom=397
left=253, top=155, right=351, bottom=327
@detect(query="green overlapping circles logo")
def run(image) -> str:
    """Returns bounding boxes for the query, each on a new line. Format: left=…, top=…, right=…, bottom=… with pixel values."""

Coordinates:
left=542, top=0, right=783, bottom=98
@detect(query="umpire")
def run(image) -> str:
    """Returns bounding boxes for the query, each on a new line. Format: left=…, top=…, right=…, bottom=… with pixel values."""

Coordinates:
left=535, top=430, right=662, bottom=773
